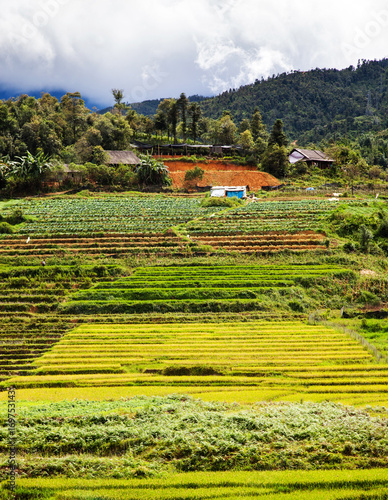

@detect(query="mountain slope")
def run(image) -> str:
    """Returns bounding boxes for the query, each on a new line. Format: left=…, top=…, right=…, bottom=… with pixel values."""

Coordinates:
left=199, top=59, right=388, bottom=143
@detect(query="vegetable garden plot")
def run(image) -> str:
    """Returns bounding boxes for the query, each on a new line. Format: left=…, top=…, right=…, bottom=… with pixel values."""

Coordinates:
left=185, top=199, right=339, bottom=235
left=10, top=197, right=224, bottom=234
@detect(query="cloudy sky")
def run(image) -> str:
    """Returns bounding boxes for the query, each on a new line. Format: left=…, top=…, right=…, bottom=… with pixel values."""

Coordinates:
left=1, top=0, right=388, bottom=107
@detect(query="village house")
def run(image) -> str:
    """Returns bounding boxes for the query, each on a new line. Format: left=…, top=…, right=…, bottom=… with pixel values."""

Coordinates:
left=289, top=148, right=334, bottom=169
left=105, top=150, right=141, bottom=167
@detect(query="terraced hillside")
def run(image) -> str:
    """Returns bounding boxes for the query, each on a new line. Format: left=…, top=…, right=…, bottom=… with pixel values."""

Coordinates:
left=185, top=199, right=337, bottom=234
left=11, top=196, right=224, bottom=234
left=0, top=233, right=194, bottom=258
left=2, top=196, right=338, bottom=254
left=4, top=321, right=388, bottom=408
left=59, top=264, right=351, bottom=315
left=1, top=193, right=388, bottom=499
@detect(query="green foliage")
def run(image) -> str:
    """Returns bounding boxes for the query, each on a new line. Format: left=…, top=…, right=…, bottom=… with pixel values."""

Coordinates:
left=261, top=143, right=289, bottom=178
left=9, top=151, right=52, bottom=179
left=200, top=58, right=388, bottom=145
left=0, top=397, right=387, bottom=479
left=91, top=145, right=109, bottom=165
left=239, top=129, right=255, bottom=150
left=0, top=221, right=14, bottom=234
left=184, top=165, right=205, bottom=182
left=5, top=208, right=26, bottom=225
left=359, top=224, right=374, bottom=253
left=201, top=196, right=242, bottom=208
left=136, top=154, right=171, bottom=186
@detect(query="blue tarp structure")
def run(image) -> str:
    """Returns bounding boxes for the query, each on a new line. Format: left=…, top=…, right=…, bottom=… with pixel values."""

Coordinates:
left=226, top=190, right=244, bottom=198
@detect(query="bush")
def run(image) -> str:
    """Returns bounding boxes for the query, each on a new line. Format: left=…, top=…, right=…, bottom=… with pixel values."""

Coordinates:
left=0, top=221, right=14, bottom=234
left=343, top=241, right=357, bottom=253
left=184, top=166, right=205, bottom=182
left=201, top=197, right=243, bottom=208
left=6, top=208, right=26, bottom=225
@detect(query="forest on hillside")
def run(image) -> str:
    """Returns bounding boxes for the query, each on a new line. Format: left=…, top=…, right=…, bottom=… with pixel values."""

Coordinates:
left=0, top=59, right=388, bottom=194
left=199, top=59, right=388, bottom=143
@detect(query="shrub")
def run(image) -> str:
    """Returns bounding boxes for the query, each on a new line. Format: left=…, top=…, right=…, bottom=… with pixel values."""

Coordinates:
left=0, top=221, right=14, bottom=234
left=184, top=166, right=204, bottom=182
left=6, top=208, right=25, bottom=225
left=201, top=197, right=243, bottom=208
left=343, top=241, right=357, bottom=253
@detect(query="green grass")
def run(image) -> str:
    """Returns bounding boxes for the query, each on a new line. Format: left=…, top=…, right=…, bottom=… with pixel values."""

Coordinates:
left=59, top=264, right=352, bottom=315
left=2, top=469, right=388, bottom=499
left=0, top=396, right=387, bottom=483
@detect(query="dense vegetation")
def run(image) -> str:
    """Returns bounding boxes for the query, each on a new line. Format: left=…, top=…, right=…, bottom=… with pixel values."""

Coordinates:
left=1, top=396, right=387, bottom=481
left=1, top=59, right=388, bottom=196
left=200, top=59, right=388, bottom=144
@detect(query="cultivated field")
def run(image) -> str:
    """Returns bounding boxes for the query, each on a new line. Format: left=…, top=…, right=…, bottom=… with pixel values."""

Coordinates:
left=1, top=193, right=388, bottom=499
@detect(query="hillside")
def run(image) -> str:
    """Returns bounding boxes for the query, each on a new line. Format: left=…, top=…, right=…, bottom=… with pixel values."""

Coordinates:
left=199, top=59, right=388, bottom=143
left=163, top=159, right=281, bottom=190
left=1, top=193, right=388, bottom=498
left=99, top=95, right=208, bottom=116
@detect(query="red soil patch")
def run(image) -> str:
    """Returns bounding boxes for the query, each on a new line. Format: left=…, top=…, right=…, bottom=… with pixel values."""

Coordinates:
left=162, top=160, right=280, bottom=190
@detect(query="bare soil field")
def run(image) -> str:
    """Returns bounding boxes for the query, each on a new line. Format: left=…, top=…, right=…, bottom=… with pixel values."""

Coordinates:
left=161, top=159, right=281, bottom=190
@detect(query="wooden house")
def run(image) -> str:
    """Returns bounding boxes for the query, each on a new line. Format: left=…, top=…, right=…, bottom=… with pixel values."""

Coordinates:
left=289, top=148, right=334, bottom=169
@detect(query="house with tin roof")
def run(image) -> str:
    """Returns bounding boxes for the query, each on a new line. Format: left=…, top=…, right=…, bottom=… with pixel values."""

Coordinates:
left=289, top=148, right=334, bottom=169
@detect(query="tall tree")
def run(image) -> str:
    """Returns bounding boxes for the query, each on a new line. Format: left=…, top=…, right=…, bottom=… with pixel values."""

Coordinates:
left=154, top=99, right=171, bottom=140
left=250, top=107, right=267, bottom=142
left=268, top=119, right=287, bottom=148
left=261, top=143, right=289, bottom=179
left=261, top=119, right=289, bottom=178
left=219, top=113, right=237, bottom=145
left=111, top=89, right=126, bottom=115
left=177, top=93, right=189, bottom=142
left=188, top=102, right=201, bottom=144
left=168, top=99, right=179, bottom=144
left=60, top=92, right=88, bottom=144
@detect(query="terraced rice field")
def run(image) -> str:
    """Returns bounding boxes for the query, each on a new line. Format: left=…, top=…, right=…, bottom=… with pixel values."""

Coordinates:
left=0, top=233, right=194, bottom=258
left=5, top=466, right=388, bottom=499
left=0, top=263, right=121, bottom=381
left=5, top=321, right=388, bottom=407
left=191, top=231, right=327, bottom=253
left=60, top=264, right=351, bottom=315
left=1, top=194, right=386, bottom=496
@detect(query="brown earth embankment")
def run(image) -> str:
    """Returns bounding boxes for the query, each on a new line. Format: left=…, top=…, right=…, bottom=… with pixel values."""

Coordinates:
left=160, top=159, right=280, bottom=190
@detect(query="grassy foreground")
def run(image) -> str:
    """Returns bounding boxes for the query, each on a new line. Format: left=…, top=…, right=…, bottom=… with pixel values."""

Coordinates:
left=2, top=469, right=388, bottom=499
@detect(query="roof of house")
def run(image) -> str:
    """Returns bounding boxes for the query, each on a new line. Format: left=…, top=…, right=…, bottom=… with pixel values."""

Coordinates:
left=211, top=186, right=247, bottom=191
left=289, top=148, right=334, bottom=164
left=105, top=150, right=141, bottom=165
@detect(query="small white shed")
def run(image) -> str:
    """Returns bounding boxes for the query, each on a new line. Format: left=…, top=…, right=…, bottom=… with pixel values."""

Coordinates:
left=210, top=186, right=247, bottom=198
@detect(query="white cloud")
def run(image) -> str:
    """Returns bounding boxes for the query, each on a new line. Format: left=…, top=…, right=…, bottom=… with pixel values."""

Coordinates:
left=0, top=0, right=387, bottom=106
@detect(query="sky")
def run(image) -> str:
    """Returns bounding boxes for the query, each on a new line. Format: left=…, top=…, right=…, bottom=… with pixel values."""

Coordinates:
left=0, top=0, right=388, bottom=108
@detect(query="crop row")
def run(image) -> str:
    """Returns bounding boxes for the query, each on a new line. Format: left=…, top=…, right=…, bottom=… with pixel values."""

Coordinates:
left=184, top=200, right=341, bottom=235
left=4, top=321, right=379, bottom=393
left=10, top=197, right=224, bottom=235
